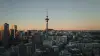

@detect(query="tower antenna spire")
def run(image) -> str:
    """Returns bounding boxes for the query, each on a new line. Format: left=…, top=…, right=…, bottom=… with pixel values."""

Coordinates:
left=46, top=9, right=48, bottom=17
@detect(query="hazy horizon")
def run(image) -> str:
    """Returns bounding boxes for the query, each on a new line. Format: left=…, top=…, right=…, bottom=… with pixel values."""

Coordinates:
left=0, top=0, right=100, bottom=30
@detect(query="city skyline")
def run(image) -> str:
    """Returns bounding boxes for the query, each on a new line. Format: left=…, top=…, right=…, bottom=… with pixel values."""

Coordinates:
left=0, top=0, right=100, bottom=30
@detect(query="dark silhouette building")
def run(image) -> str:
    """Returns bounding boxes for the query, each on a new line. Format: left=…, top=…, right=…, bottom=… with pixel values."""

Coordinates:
left=34, top=33, right=43, bottom=48
left=3, top=23, right=10, bottom=49
left=14, top=25, right=17, bottom=39
left=10, top=25, right=17, bottom=40
left=0, top=31, right=2, bottom=41
left=32, top=36, right=35, bottom=55
left=10, top=29, right=15, bottom=40
left=18, top=43, right=27, bottom=56
left=10, top=52, right=18, bottom=56
left=32, top=33, right=43, bottom=55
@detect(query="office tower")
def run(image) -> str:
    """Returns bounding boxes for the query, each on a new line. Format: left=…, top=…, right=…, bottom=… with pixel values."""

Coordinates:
left=0, top=26, right=2, bottom=41
left=32, top=33, right=43, bottom=54
left=19, top=31, right=24, bottom=39
left=26, top=46, right=32, bottom=56
left=10, top=29, right=15, bottom=40
left=27, top=30, right=32, bottom=36
left=0, top=26, right=3, bottom=41
left=0, top=31, right=2, bottom=41
left=18, top=43, right=27, bottom=56
left=32, top=35, right=36, bottom=54
left=34, top=33, right=43, bottom=48
left=10, top=25, right=17, bottom=40
left=15, top=31, right=20, bottom=40
left=3, top=23, right=10, bottom=49
left=14, top=25, right=17, bottom=32
left=45, top=9, right=49, bottom=39
left=14, top=25, right=17, bottom=39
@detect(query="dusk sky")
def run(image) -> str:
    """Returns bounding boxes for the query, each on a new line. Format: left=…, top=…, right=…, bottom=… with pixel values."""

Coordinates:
left=0, top=0, right=100, bottom=30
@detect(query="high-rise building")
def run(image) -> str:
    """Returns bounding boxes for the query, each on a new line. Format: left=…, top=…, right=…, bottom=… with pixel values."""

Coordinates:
left=14, top=25, right=17, bottom=31
left=0, top=31, right=2, bottom=41
left=32, top=36, right=35, bottom=55
left=34, top=33, right=43, bottom=48
left=0, top=26, right=4, bottom=41
left=32, top=33, right=43, bottom=54
left=10, top=25, right=17, bottom=39
left=3, top=23, right=10, bottom=49
left=18, top=31, right=24, bottom=39
left=18, top=43, right=27, bottom=56
left=10, top=29, right=15, bottom=40
left=14, top=25, right=17, bottom=39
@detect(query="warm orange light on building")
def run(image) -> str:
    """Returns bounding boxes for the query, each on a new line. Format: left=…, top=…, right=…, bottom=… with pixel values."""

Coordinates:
left=0, top=31, right=2, bottom=40
left=0, top=25, right=4, bottom=30
left=11, top=24, right=14, bottom=29
left=0, top=26, right=1, bottom=30
left=0, top=26, right=3, bottom=41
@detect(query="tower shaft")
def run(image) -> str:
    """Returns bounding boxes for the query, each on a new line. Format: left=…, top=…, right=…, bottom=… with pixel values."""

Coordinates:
left=46, top=21, right=48, bottom=38
left=45, top=9, right=49, bottom=39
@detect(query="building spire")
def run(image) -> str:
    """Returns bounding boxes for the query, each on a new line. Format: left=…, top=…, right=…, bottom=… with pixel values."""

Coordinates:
left=45, top=9, right=49, bottom=22
left=46, top=9, right=48, bottom=18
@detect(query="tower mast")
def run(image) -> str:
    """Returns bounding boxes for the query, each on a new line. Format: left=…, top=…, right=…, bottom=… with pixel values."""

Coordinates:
left=45, top=9, right=49, bottom=39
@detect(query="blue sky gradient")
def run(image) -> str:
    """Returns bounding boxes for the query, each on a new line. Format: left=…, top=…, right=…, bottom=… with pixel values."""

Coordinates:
left=0, top=0, right=100, bottom=30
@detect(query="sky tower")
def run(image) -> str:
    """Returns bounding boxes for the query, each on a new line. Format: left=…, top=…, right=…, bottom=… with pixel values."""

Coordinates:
left=45, top=9, right=49, bottom=39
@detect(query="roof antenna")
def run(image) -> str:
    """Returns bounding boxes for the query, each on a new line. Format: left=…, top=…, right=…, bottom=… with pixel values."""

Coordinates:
left=46, top=9, right=48, bottom=18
